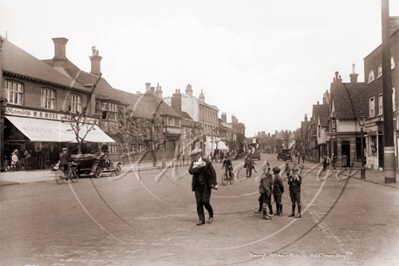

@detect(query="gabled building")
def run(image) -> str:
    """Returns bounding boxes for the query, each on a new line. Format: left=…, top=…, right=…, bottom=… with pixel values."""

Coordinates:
left=1, top=37, right=113, bottom=170
left=327, top=71, right=367, bottom=168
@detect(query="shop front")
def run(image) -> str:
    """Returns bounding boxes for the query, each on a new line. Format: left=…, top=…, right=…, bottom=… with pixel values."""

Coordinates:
left=3, top=107, right=115, bottom=170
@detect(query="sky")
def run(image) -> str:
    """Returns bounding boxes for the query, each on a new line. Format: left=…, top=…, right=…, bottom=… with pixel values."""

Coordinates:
left=1, top=0, right=398, bottom=137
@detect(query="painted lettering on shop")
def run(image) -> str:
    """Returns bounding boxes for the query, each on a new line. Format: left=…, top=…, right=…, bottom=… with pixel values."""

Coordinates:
left=5, top=107, right=70, bottom=121
left=21, top=126, right=53, bottom=133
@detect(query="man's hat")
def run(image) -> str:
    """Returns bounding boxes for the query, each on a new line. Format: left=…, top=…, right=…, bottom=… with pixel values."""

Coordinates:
left=273, top=167, right=281, bottom=173
left=62, top=147, right=68, bottom=151
left=190, top=148, right=202, bottom=155
left=292, top=165, right=299, bottom=171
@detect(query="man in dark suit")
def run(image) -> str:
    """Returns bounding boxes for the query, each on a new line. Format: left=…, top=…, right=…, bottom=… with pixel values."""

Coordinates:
left=189, top=148, right=218, bottom=226
left=244, top=154, right=254, bottom=177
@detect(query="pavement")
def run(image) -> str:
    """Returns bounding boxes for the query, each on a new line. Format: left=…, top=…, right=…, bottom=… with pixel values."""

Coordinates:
left=0, top=160, right=191, bottom=186
left=1, top=159, right=399, bottom=190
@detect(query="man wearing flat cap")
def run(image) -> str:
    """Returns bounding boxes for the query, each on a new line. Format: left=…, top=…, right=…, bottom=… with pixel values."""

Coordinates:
left=189, top=148, right=218, bottom=226
left=288, top=165, right=302, bottom=218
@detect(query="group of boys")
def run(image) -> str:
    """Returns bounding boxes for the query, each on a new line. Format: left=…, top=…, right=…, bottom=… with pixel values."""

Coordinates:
left=255, top=162, right=302, bottom=220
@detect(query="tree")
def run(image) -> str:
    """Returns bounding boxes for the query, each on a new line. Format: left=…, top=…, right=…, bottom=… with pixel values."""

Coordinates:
left=189, top=123, right=204, bottom=150
left=114, top=109, right=166, bottom=166
left=61, top=75, right=102, bottom=154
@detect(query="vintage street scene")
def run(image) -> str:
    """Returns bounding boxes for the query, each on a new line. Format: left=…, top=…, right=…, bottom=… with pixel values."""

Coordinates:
left=1, top=0, right=399, bottom=265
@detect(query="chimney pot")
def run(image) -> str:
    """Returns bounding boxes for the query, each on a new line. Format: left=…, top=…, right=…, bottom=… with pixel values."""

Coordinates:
left=52, top=37, right=68, bottom=66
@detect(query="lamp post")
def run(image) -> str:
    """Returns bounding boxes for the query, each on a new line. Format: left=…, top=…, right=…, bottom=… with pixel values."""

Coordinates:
left=357, top=112, right=366, bottom=179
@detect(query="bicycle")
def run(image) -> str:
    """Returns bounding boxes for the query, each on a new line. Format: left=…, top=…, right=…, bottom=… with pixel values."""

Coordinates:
left=55, top=162, right=79, bottom=184
left=221, top=168, right=235, bottom=185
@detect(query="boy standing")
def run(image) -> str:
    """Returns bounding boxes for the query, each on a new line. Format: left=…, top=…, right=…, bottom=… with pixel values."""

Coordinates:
left=257, top=165, right=273, bottom=220
left=288, top=165, right=302, bottom=218
left=273, top=167, right=284, bottom=216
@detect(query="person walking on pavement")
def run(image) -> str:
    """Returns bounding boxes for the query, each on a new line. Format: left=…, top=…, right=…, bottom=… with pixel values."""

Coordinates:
left=342, top=153, right=348, bottom=171
left=302, top=153, right=305, bottom=164
left=273, top=167, right=284, bottom=217
left=244, top=154, right=254, bottom=177
left=189, top=148, right=218, bottom=226
left=288, top=165, right=302, bottom=218
left=256, top=164, right=274, bottom=220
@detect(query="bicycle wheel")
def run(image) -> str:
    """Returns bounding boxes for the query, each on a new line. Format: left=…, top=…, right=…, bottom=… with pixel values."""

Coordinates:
left=55, top=170, right=65, bottom=185
left=221, top=173, right=228, bottom=186
left=230, top=172, right=235, bottom=185
left=70, top=168, right=79, bottom=183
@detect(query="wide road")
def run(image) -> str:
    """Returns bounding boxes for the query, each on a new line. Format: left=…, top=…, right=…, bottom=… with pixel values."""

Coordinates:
left=1, top=154, right=398, bottom=266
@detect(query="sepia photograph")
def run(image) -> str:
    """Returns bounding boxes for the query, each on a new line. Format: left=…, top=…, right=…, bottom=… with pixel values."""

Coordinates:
left=1, top=0, right=398, bottom=265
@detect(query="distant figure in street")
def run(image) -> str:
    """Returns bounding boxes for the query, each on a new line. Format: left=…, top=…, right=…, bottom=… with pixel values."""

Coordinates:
left=244, top=155, right=254, bottom=177
left=59, top=148, right=69, bottom=175
left=331, top=154, right=336, bottom=169
left=273, top=167, right=284, bottom=217
left=342, top=153, right=348, bottom=171
left=322, top=156, right=328, bottom=171
left=284, top=162, right=291, bottom=179
left=288, top=165, right=302, bottom=218
left=302, top=153, right=305, bottom=163
left=189, top=148, right=218, bottom=226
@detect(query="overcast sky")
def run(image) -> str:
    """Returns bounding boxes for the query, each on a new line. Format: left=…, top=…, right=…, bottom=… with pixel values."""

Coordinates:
left=1, top=0, right=398, bottom=137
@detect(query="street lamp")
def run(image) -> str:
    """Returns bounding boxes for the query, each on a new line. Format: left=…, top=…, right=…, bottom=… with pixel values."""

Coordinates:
left=357, top=112, right=366, bottom=179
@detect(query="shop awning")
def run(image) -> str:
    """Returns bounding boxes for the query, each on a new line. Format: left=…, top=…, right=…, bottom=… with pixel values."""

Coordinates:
left=6, top=116, right=115, bottom=143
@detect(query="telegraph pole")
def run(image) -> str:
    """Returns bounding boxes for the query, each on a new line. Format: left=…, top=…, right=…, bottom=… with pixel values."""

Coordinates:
left=381, top=0, right=396, bottom=183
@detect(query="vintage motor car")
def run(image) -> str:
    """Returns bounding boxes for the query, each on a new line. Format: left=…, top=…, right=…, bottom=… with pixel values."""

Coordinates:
left=277, top=149, right=292, bottom=161
left=71, top=152, right=121, bottom=178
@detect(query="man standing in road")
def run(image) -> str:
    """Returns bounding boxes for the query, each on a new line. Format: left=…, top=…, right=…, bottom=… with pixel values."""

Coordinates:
left=288, top=165, right=302, bottom=218
left=244, top=154, right=254, bottom=177
left=189, top=148, right=218, bottom=226
left=258, top=165, right=273, bottom=220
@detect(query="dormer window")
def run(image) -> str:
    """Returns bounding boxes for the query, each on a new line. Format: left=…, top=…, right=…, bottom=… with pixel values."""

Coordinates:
left=377, top=64, right=382, bottom=78
left=368, top=70, right=375, bottom=83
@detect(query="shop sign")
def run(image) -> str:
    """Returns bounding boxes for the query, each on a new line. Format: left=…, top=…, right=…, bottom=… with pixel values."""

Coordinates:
left=5, top=107, right=98, bottom=124
left=331, top=117, right=336, bottom=132
left=5, top=107, right=68, bottom=121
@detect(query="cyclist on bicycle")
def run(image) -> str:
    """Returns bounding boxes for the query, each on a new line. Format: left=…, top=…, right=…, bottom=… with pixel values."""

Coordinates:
left=59, top=147, right=69, bottom=177
left=222, top=155, right=233, bottom=179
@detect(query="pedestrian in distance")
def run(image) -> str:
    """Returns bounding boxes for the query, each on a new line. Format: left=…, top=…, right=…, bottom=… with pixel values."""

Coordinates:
left=322, top=156, right=328, bottom=171
left=59, top=147, right=69, bottom=175
left=256, top=164, right=274, bottom=220
left=284, top=162, right=291, bottom=179
left=11, top=151, right=18, bottom=172
left=302, top=153, right=305, bottom=163
left=342, top=153, right=348, bottom=171
left=189, top=148, right=218, bottom=226
left=273, top=167, right=284, bottom=217
left=244, top=154, right=254, bottom=177
left=288, top=165, right=302, bottom=218
left=331, top=154, right=336, bottom=169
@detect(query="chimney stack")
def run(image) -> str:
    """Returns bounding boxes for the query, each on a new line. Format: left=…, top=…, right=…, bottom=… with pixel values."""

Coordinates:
left=155, top=82, right=163, bottom=98
left=350, top=64, right=358, bottom=83
left=199, top=90, right=205, bottom=102
left=145, top=83, right=151, bottom=91
left=186, top=84, right=193, bottom=97
left=333, top=71, right=342, bottom=83
left=172, top=89, right=182, bottom=111
left=90, top=46, right=102, bottom=76
left=221, top=112, right=227, bottom=122
left=52, top=37, right=68, bottom=67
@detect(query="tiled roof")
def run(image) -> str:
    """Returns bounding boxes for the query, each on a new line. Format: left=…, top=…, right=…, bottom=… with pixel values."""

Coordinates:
left=42, top=58, right=129, bottom=105
left=2, top=39, right=88, bottom=93
left=112, top=89, right=183, bottom=120
left=330, top=82, right=367, bottom=120
left=311, top=104, right=329, bottom=127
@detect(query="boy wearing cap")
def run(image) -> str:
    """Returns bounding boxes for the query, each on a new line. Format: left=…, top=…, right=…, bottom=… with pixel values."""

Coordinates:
left=273, top=167, right=284, bottom=216
left=257, top=165, right=273, bottom=220
left=284, top=162, right=290, bottom=179
left=189, top=148, right=218, bottom=226
left=288, top=165, right=302, bottom=218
